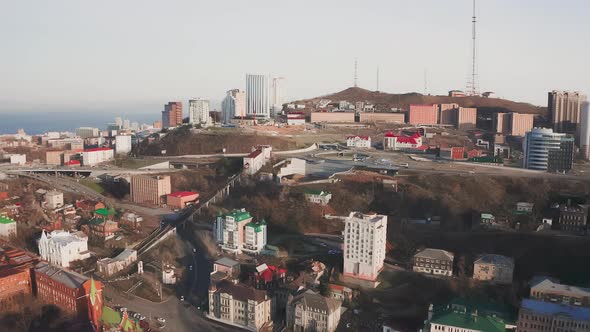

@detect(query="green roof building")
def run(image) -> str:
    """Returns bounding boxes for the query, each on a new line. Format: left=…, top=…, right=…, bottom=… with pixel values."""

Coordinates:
left=304, top=189, right=332, bottom=206
left=243, top=220, right=267, bottom=254
left=426, top=298, right=515, bottom=332
left=0, top=216, right=16, bottom=225
left=0, top=216, right=17, bottom=239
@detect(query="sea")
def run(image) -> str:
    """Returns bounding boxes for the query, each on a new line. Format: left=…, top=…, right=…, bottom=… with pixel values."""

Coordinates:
left=0, top=111, right=158, bottom=135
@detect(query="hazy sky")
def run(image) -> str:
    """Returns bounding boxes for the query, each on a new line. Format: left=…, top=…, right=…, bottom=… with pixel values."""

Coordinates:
left=1, top=0, right=589, bottom=114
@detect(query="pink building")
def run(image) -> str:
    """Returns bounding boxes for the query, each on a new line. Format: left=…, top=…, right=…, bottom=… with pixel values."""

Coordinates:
left=457, top=107, right=477, bottom=130
left=408, top=104, right=438, bottom=125
left=166, top=191, right=199, bottom=209
left=438, top=103, right=459, bottom=125
left=359, top=112, right=405, bottom=123
left=510, top=113, right=534, bottom=136
left=310, top=112, right=355, bottom=123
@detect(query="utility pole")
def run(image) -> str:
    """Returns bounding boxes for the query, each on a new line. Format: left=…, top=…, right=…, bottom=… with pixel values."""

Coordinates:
left=354, top=58, right=358, bottom=88
left=376, top=66, right=380, bottom=93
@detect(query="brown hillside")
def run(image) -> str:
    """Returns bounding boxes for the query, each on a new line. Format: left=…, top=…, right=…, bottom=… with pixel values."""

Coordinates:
left=297, top=87, right=547, bottom=117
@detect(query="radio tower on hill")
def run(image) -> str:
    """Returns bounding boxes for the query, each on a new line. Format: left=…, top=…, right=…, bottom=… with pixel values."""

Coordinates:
left=466, top=0, right=479, bottom=96
left=354, top=58, right=358, bottom=88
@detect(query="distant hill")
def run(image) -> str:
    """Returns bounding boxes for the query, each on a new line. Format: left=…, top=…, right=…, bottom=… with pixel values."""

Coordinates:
left=295, top=87, right=547, bottom=117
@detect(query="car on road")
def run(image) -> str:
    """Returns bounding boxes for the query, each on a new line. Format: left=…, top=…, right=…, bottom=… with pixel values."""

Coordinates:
left=192, top=248, right=196, bottom=253
left=189, top=265, right=193, bottom=271
left=399, top=162, right=409, bottom=168
left=180, top=295, right=185, bottom=301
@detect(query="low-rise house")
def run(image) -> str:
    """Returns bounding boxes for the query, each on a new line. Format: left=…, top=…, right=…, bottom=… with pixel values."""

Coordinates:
left=439, top=147, right=465, bottom=160
left=166, top=191, right=199, bottom=209
left=211, top=257, right=241, bottom=285
left=530, top=278, right=590, bottom=307
left=473, top=254, right=514, bottom=284
left=38, top=230, right=91, bottom=268
left=328, top=284, right=353, bottom=304
left=304, top=190, right=332, bottom=206
left=286, top=112, right=306, bottom=125
left=516, top=202, right=534, bottom=214
left=76, top=200, right=106, bottom=212
left=275, top=158, right=306, bottom=183
left=413, top=248, right=454, bottom=276
left=383, top=131, right=426, bottom=152
left=480, top=213, right=496, bottom=225
left=119, top=212, right=143, bottom=230
left=286, top=290, right=342, bottom=332
left=208, top=281, right=272, bottom=331
left=426, top=299, right=514, bottom=332
left=81, top=217, right=118, bottom=241
left=346, top=135, right=371, bottom=148
left=557, top=203, right=589, bottom=234
left=250, top=263, right=286, bottom=290
left=243, top=145, right=272, bottom=176
left=96, top=248, right=137, bottom=277
left=517, top=299, right=590, bottom=332
left=0, top=216, right=17, bottom=240
left=44, top=190, right=64, bottom=210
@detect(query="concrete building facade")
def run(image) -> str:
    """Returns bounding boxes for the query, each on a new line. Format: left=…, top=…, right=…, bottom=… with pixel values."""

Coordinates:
left=413, top=248, right=454, bottom=276
left=0, top=216, right=17, bottom=240
left=82, top=147, right=114, bottom=166
left=346, top=135, right=371, bottom=148
left=246, top=74, right=270, bottom=118
left=359, top=112, right=405, bottom=123
left=531, top=278, right=590, bottom=307
left=115, top=135, right=132, bottom=155
left=408, top=104, right=438, bottom=125
left=523, top=128, right=574, bottom=172
left=517, top=299, right=590, bottom=332
left=130, top=175, right=171, bottom=205
left=581, top=101, right=590, bottom=160
left=208, top=281, right=272, bottom=331
left=38, top=230, right=90, bottom=268
left=457, top=107, right=477, bottom=130
left=189, top=98, right=212, bottom=126
left=286, top=290, right=342, bottom=332
left=310, top=112, right=355, bottom=123
left=548, top=90, right=587, bottom=137
left=222, top=89, right=246, bottom=123
left=44, top=190, right=64, bottom=210
left=342, top=212, right=388, bottom=281
left=162, top=101, right=183, bottom=128
left=473, top=254, right=514, bottom=284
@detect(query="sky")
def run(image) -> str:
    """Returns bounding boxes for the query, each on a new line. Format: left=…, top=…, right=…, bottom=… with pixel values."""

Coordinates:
left=1, top=0, right=589, bottom=115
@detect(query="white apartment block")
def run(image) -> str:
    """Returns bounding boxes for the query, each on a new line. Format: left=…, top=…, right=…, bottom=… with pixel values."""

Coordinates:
left=246, top=74, right=270, bottom=118
left=0, top=216, right=17, bottom=240
left=8, top=154, right=26, bottom=165
left=222, top=89, right=246, bottom=124
left=76, top=127, right=99, bottom=138
left=243, top=220, right=267, bottom=254
left=346, top=136, right=371, bottom=148
left=44, top=190, right=64, bottom=210
left=189, top=98, right=212, bottom=126
left=115, top=135, right=132, bottom=155
left=342, top=212, right=388, bottom=281
left=243, top=145, right=272, bottom=175
left=214, top=209, right=253, bottom=254
left=82, top=148, right=114, bottom=166
left=38, top=230, right=90, bottom=268
left=208, top=281, right=272, bottom=331
left=304, top=190, right=332, bottom=206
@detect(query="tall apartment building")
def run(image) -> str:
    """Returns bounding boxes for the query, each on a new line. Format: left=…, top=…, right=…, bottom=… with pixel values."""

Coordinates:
left=208, top=281, right=272, bottom=331
left=523, top=128, right=574, bottom=172
left=246, top=74, right=270, bottom=118
left=548, top=90, right=587, bottom=137
left=494, top=113, right=534, bottom=137
left=82, top=147, right=114, bottom=166
left=115, top=134, right=132, bottom=155
left=531, top=278, right=590, bottom=307
left=38, top=230, right=91, bottom=268
left=517, top=299, right=590, bottom=332
left=214, top=209, right=253, bottom=254
left=34, top=262, right=103, bottom=331
left=271, top=77, right=284, bottom=116
left=286, top=290, right=342, bottom=332
left=76, top=127, right=99, bottom=139
left=243, top=220, right=267, bottom=254
left=456, top=107, right=477, bottom=130
left=438, top=103, right=459, bottom=125
left=581, top=101, right=590, bottom=160
left=408, top=104, right=438, bottom=125
left=130, top=175, right=171, bottom=205
left=161, top=101, right=183, bottom=128
left=222, top=89, right=246, bottom=123
left=189, top=98, right=212, bottom=126
left=342, top=212, right=388, bottom=281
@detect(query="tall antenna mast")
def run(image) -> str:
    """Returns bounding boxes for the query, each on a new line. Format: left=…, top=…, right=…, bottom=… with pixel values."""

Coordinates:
left=424, top=69, right=428, bottom=95
left=354, top=58, right=358, bottom=87
left=376, top=66, right=380, bottom=92
left=468, top=0, right=478, bottom=96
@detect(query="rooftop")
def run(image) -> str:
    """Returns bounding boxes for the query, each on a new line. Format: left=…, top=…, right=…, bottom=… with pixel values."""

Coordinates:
left=291, top=290, right=341, bottom=314
left=475, top=254, right=514, bottom=266
left=215, top=257, right=240, bottom=268
left=247, top=150, right=262, bottom=159
left=431, top=310, right=506, bottom=332
left=246, top=219, right=266, bottom=232
left=225, top=209, right=252, bottom=222
left=84, top=147, right=113, bottom=152
left=304, top=190, right=331, bottom=196
left=214, top=281, right=267, bottom=303
left=531, top=278, right=590, bottom=297
left=35, top=261, right=88, bottom=289
left=168, top=191, right=199, bottom=198
left=521, top=298, right=590, bottom=321
left=415, top=248, right=454, bottom=261
left=0, top=216, right=16, bottom=225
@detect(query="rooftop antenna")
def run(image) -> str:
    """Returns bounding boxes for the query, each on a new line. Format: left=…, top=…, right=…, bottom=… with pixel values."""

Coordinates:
left=424, top=69, right=428, bottom=95
left=467, top=0, right=479, bottom=96
left=354, top=58, right=358, bottom=88
left=376, top=66, right=380, bottom=92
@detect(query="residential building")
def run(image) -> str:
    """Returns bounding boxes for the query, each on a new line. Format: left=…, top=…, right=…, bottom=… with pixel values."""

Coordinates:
left=548, top=90, right=587, bottom=136
left=426, top=299, right=514, bottom=332
left=38, top=230, right=90, bottom=268
left=82, top=147, right=114, bottom=166
left=212, top=257, right=241, bottom=281
left=275, top=158, right=306, bottom=183
left=494, top=113, right=534, bottom=137
left=214, top=209, right=253, bottom=254
left=517, top=202, right=534, bottom=213
left=120, top=212, right=143, bottom=229
left=189, top=98, right=212, bottom=126
left=342, top=212, right=388, bottom=281
left=0, top=216, right=17, bottom=240
left=473, top=254, right=514, bottom=284
left=286, top=290, right=342, bottom=332
left=581, top=101, right=590, bottom=160
left=153, top=120, right=162, bottom=129
left=304, top=190, right=332, bottom=206
left=456, top=107, right=477, bottom=130
left=208, top=281, right=272, bottom=331
left=271, top=77, right=284, bottom=116
left=557, top=203, right=589, bottom=234
left=246, top=74, right=270, bottom=118
left=7, top=154, right=26, bottom=165
left=408, top=104, right=438, bottom=125
left=47, top=137, right=84, bottom=150
left=310, top=111, right=355, bottom=123
left=0, top=245, right=38, bottom=312
left=346, top=135, right=371, bottom=148
left=413, top=248, right=454, bottom=276
left=96, top=248, right=137, bottom=277
left=76, top=127, right=99, bottom=139
left=130, top=175, right=171, bottom=205
left=523, top=128, right=574, bottom=172
left=166, top=191, right=199, bottom=209
left=81, top=216, right=119, bottom=241
left=517, top=298, right=590, bottom=332
left=328, top=284, right=353, bottom=304
left=44, top=190, right=64, bottom=210
left=243, top=145, right=272, bottom=175
left=530, top=278, right=590, bottom=307
left=115, top=134, right=132, bottom=155
left=250, top=263, right=286, bottom=289
left=222, top=89, right=246, bottom=123
left=383, top=131, right=425, bottom=151
left=359, top=112, right=405, bottom=123
left=438, top=103, right=459, bottom=125
left=34, top=262, right=103, bottom=331
left=243, top=220, right=267, bottom=254
left=286, top=112, right=306, bottom=125
left=440, top=147, right=465, bottom=160
left=162, top=101, right=183, bottom=128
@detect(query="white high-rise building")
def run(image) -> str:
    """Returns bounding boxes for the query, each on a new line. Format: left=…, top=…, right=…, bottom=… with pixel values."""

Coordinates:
left=214, top=209, right=253, bottom=254
left=115, top=117, right=123, bottom=128
left=123, top=119, right=131, bottom=129
left=246, top=74, right=270, bottom=118
left=76, top=127, right=99, bottom=138
left=221, top=89, right=246, bottom=123
left=342, top=212, right=387, bottom=281
left=38, top=230, right=90, bottom=268
left=189, top=98, right=212, bottom=126
left=115, top=134, right=132, bottom=155
left=581, top=101, right=590, bottom=160
left=271, top=77, right=284, bottom=116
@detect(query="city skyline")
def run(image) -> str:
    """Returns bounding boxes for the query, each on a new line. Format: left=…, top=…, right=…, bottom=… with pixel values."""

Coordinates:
left=2, top=0, right=590, bottom=115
